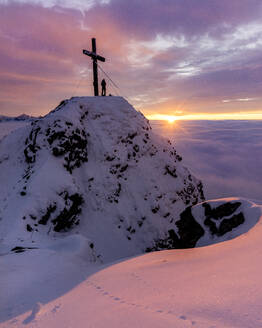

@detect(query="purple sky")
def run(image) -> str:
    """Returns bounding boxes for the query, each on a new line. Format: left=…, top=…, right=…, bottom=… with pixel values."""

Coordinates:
left=1, top=0, right=262, bottom=118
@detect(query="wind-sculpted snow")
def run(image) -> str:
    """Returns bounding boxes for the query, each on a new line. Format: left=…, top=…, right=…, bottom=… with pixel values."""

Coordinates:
left=147, top=198, right=260, bottom=250
left=194, top=198, right=260, bottom=247
left=0, top=96, right=204, bottom=262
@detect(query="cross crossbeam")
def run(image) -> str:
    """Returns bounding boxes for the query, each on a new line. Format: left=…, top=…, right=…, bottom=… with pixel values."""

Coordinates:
left=83, top=50, right=105, bottom=62
left=83, top=38, right=106, bottom=96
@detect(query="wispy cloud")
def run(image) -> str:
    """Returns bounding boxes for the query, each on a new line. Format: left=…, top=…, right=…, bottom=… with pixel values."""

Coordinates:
left=1, top=0, right=262, bottom=116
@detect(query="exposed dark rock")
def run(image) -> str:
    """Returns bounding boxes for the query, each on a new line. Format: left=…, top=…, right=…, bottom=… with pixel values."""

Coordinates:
left=204, top=217, right=217, bottom=235
left=105, top=155, right=115, bottom=161
left=127, top=226, right=136, bottom=234
left=128, top=132, right=137, bottom=140
left=137, top=220, right=143, bottom=227
left=24, top=191, right=83, bottom=233
left=146, top=229, right=180, bottom=252
left=52, top=192, right=84, bottom=232
left=164, top=165, right=177, bottom=178
left=24, top=126, right=41, bottom=164
left=48, top=128, right=88, bottom=173
left=115, top=183, right=122, bottom=197
left=120, top=164, right=128, bottom=173
left=38, top=204, right=57, bottom=225
left=177, top=182, right=201, bottom=206
left=176, top=207, right=205, bottom=248
left=202, top=201, right=244, bottom=236
left=203, top=201, right=241, bottom=220
left=11, top=246, right=37, bottom=253
left=197, top=182, right=205, bottom=201
left=151, top=205, right=160, bottom=214
left=218, top=213, right=245, bottom=236
left=80, top=110, right=89, bottom=121
left=26, top=224, right=33, bottom=232
left=24, top=118, right=89, bottom=176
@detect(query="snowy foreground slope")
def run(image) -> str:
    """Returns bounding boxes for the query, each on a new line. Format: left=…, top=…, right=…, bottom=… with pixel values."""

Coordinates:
left=1, top=198, right=262, bottom=328
left=1, top=97, right=262, bottom=327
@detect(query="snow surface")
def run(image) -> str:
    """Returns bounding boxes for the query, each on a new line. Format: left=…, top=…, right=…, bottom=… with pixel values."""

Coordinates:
left=0, top=122, right=30, bottom=141
left=1, top=198, right=262, bottom=327
left=1, top=98, right=262, bottom=327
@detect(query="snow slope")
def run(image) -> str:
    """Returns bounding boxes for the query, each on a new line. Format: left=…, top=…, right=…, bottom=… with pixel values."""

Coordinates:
left=1, top=198, right=262, bottom=328
left=0, top=121, right=30, bottom=141
left=0, top=114, right=35, bottom=122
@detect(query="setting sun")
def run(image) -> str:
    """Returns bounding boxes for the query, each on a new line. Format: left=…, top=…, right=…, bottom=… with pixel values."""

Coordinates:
left=166, top=116, right=176, bottom=123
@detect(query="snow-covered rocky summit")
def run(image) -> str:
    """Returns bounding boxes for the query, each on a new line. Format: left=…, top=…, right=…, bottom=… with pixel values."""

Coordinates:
left=1, top=96, right=258, bottom=263
left=0, top=96, right=206, bottom=261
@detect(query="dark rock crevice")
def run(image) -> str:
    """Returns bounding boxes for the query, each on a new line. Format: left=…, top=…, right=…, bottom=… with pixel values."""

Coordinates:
left=203, top=201, right=244, bottom=236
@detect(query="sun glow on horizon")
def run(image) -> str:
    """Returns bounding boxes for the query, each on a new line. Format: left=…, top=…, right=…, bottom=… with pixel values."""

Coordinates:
left=166, top=116, right=176, bottom=123
left=145, top=114, right=178, bottom=123
left=146, top=112, right=262, bottom=121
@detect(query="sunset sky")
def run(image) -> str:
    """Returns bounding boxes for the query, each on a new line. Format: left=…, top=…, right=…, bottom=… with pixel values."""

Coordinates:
left=1, top=0, right=262, bottom=119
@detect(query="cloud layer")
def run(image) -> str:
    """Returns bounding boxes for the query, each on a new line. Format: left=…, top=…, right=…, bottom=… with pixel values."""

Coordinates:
left=153, top=119, right=262, bottom=201
left=1, top=0, right=262, bottom=116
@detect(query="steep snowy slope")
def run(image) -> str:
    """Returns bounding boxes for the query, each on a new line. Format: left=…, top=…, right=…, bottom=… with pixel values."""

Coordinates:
left=0, top=97, right=204, bottom=262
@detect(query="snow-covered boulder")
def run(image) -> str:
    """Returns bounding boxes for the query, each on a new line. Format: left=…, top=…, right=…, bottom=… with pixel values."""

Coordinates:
left=0, top=96, right=205, bottom=262
left=148, top=197, right=260, bottom=250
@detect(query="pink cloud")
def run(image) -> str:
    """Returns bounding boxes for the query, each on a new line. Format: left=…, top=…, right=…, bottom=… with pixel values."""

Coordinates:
left=1, top=1, right=262, bottom=116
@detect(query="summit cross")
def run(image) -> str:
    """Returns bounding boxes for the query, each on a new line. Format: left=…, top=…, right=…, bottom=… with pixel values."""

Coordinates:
left=83, top=38, right=106, bottom=96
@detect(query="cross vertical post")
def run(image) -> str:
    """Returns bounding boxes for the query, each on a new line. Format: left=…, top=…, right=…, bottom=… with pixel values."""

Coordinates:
left=92, top=38, right=99, bottom=96
left=83, top=38, right=106, bottom=96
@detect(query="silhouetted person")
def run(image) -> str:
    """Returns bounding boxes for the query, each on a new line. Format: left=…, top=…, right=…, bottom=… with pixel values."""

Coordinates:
left=101, top=79, right=106, bottom=96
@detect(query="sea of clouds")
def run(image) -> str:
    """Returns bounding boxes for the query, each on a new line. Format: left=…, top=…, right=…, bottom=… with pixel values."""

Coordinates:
left=152, top=120, right=262, bottom=203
